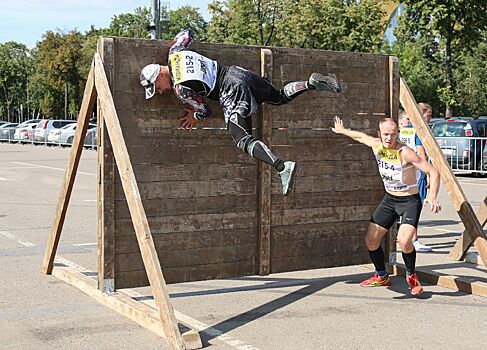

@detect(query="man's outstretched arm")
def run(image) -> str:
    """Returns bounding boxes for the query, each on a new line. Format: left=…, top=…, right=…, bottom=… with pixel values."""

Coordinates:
left=332, top=116, right=380, bottom=148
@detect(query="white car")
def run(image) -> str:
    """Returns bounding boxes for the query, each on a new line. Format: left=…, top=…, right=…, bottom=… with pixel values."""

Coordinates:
left=13, top=120, right=41, bottom=142
left=49, top=123, right=97, bottom=145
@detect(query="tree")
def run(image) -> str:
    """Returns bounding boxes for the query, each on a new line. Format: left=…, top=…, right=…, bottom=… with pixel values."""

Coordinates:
left=397, top=0, right=487, bottom=118
left=276, top=0, right=385, bottom=52
left=207, top=0, right=284, bottom=46
left=163, top=6, right=208, bottom=41
left=107, top=7, right=151, bottom=38
left=0, top=42, right=32, bottom=121
left=31, top=30, right=84, bottom=118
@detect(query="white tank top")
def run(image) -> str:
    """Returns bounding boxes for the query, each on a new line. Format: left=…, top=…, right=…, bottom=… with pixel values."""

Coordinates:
left=373, top=143, right=419, bottom=192
left=398, top=127, right=417, bottom=151
left=169, top=51, right=218, bottom=93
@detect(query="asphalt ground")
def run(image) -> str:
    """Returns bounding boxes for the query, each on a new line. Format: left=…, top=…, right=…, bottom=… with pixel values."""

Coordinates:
left=1, top=142, right=487, bottom=350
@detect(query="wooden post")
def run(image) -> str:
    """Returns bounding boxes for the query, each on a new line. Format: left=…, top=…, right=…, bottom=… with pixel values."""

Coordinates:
left=450, top=196, right=487, bottom=260
left=385, top=56, right=399, bottom=266
left=42, top=60, right=97, bottom=274
left=93, top=53, right=186, bottom=350
left=258, top=48, right=273, bottom=275
left=97, top=38, right=116, bottom=293
left=399, top=77, right=487, bottom=266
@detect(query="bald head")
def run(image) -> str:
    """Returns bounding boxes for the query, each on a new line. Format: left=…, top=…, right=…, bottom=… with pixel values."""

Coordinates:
left=377, top=118, right=398, bottom=149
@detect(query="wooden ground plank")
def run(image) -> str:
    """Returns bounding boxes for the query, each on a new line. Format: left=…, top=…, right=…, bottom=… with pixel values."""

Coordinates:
left=387, top=263, right=487, bottom=298
left=51, top=266, right=202, bottom=349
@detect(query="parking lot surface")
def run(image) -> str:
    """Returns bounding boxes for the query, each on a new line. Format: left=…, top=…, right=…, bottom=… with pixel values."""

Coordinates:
left=1, top=143, right=487, bottom=349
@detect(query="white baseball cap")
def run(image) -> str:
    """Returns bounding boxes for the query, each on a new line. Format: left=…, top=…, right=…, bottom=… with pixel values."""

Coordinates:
left=140, top=64, right=161, bottom=99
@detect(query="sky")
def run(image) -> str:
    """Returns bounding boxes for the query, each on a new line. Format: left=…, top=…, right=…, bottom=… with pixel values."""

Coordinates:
left=0, top=0, right=213, bottom=48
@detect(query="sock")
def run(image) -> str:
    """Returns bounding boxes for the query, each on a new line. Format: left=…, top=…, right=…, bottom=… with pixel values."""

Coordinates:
left=274, top=159, right=285, bottom=172
left=368, top=246, right=386, bottom=273
left=402, top=249, right=417, bottom=276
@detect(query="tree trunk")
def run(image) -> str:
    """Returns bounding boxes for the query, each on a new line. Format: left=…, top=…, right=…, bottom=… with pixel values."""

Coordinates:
left=445, top=30, right=453, bottom=119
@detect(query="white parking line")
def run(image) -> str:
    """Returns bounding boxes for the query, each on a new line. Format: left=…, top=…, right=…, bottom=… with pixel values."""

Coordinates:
left=0, top=231, right=35, bottom=247
left=11, top=162, right=96, bottom=176
left=82, top=199, right=97, bottom=202
left=0, top=177, right=14, bottom=181
left=72, top=243, right=97, bottom=247
left=457, top=181, right=487, bottom=187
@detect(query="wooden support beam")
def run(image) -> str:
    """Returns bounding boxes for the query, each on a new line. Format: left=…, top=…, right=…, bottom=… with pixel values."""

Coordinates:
left=97, top=38, right=116, bottom=293
left=42, top=60, right=97, bottom=274
left=387, top=263, right=487, bottom=298
left=399, top=77, right=487, bottom=267
left=385, top=56, right=399, bottom=264
left=258, top=48, right=273, bottom=275
left=93, top=53, right=186, bottom=350
left=449, top=196, right=487, bottom=261
left=51, top=265, right=201, bottom=349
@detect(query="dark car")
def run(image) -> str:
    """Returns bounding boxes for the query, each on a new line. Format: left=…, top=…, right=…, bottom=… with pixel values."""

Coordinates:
left=432, top=117, right=487, bottom=175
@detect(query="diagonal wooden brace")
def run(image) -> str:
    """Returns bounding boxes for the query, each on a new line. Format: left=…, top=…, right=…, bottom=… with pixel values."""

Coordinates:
left=449, top=197, right=487, bottom=262
left=399, top=77, right=487, bottom=267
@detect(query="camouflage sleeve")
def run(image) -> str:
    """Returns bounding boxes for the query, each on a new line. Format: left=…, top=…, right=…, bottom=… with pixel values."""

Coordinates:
left=174, top=84, right=212, bottom=120
left=169, top=28, right=195, bottom=54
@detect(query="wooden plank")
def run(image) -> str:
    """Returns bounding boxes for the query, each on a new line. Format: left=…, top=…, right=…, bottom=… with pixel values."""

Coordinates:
left=399, top=77, right=487, bottom=267
left=258, top=48, right=273, bottom=276
left=387, top=263, right=487, bottom=298
left=449, top=196, right=487, bottom=260
left=97, top=37, right=116, bottom=293
left=51, top=266, right=202, bottom=349
left=93, top=52, right=186, bottom=350
left=385, top=56, right=399, bottom=264
left=42, top=59, right=97, bottom=274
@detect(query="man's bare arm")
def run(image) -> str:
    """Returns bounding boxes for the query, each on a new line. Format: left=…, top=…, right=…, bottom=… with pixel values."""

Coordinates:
left=332, top=116, right=380, bottom=148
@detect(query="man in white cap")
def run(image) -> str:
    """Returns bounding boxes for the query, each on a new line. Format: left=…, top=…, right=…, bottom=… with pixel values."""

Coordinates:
left=140, top=28, right=345, bottom=195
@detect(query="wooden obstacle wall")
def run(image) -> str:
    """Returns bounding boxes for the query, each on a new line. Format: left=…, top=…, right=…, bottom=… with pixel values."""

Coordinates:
left=98, top=37, right=397, bottom=290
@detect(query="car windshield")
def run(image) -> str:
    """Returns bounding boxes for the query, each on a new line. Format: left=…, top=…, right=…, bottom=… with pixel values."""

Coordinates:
left=432, top=122, right=467, bottom=137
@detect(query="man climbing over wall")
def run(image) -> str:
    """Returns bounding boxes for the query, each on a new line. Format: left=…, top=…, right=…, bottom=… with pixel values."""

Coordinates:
left=332, top=116, right=441, bottom=296
left=140, top=28, right=345, bottom=195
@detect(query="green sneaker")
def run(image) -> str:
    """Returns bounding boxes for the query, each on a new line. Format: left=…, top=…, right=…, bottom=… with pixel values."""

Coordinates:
left=308, top=72, right=342, bottom=93
left=279, top=161, right=297, bottom=195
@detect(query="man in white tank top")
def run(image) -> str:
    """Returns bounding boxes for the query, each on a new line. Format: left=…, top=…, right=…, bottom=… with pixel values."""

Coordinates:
left=332, top=116, right=441, bottom=296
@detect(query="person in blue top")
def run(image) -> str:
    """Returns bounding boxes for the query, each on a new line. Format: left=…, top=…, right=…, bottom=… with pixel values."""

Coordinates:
left=139, top=28, right=345, bottom=196
left=398, top=110, right=432, bottom=252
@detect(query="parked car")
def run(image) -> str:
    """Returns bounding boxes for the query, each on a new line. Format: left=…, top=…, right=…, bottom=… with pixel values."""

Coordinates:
left=49, top=123, right=97, bottom=145
left=13, top=119, right=41, bottom=142
left=428, top=118, right=444, bottom=128
left=84, top=128, right=98, bottom=149
left=432, top=117, right=487, bottom=175
left=34, top=119, right=76, bottom=143
left=0, top=123, right=19, bottom=141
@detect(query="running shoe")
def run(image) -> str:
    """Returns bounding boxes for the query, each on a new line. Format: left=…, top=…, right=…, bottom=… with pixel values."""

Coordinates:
left=279, top=161, right=297, bottom=196
left=360, top=273, right=391, bottom=287
left=308, top=72, right=342, bottom=93
left=406, top=273, right=423, bottom=295
left=413, top=239, right=433, bottom=252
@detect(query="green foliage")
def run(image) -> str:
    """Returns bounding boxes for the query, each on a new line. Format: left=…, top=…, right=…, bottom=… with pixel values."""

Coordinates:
left=0, top=42, right=32, bottom=120
left=207, top=0, right=283, bottom=46
left=106, top=7, right=151, bottom=38
left=163, top=6, right=208, bottom=41
left=396, top=0, right=487, bottom=116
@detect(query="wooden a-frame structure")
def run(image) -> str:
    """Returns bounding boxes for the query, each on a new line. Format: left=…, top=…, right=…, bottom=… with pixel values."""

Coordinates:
left=41, top=54, right=201, bottom=350
left=41, top=52, right=487, bottom=350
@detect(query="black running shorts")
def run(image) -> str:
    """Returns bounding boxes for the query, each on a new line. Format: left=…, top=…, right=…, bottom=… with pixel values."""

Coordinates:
left=370, top=193, right=422, bottom=229
left=219, top=66, right=288, bottom=123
